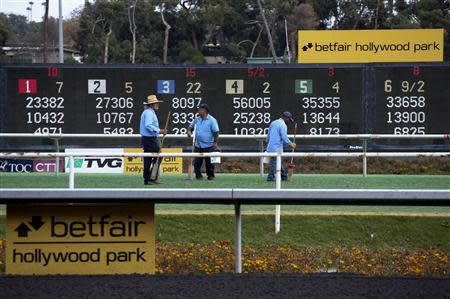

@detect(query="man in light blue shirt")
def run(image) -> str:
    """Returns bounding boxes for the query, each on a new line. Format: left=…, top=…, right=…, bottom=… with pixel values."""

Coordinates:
left=187, top=103, right=219, bottom=180
left=140, top=95, right=167, bottom=185
left=266, top=111, right=296, bottom=181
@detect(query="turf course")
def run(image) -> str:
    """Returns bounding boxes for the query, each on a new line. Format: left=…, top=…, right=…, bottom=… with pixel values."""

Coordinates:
left=1, top=173, right=449, bottom=189
left=0, top=173, right=448, bottom=251
left=0, top=173, right=449, bottom=215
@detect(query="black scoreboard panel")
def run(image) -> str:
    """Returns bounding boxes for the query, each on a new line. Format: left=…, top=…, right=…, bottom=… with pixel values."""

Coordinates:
left=0, top=63, right=448, bottom=151
left=0, top=65, right=363, bottom=150
left=372, top=65, right=450, bottom=150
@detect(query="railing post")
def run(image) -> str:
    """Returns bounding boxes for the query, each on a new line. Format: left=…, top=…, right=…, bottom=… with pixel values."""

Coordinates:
left=53, top=138, right=60, bottom=176
left=275, top=154, right=281, bottom=189
left=259, top=140, right=264, bottom=176
left=362, top=139, right=368, bottom=177
left=275, top=154, right=281, bottom=234
left=234, top=203, right=242, bottom=274
left=69, top=155, right=75, bottom=189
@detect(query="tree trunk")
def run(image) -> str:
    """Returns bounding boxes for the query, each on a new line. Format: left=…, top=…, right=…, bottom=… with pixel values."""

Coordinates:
left=256, top=0, right=277, bottom=63
left=128, top=0, right=137, bottom=63
left=374, top=0, right=380, bottom=29
left=290, top=31, right=297, bottom=63
left=191, top=30, right=198, bottom=49
left=43, top=0, right=49, bottom=62
left=104, top=25, right=112, bottom=64
left=250, top=26, right=263, bottom=58
left=161, top=9, right=171, bottom=64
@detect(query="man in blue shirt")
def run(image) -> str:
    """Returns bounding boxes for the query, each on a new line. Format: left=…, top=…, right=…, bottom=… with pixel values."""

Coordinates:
left=187, top=103, right=219, bottom=180
left=140, top=95, right=167, bottom=185
left=266, top=111, right=297, bottom=181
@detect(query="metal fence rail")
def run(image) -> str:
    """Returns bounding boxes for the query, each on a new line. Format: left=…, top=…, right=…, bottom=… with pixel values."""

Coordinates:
left=1, top=151, right=449, bottom=190
left=1, top=133, right=449, bottom=139
left=2, top=133, right=449, bottom=177
left=1, top=150, right=449, bottom=235
left=1, top=188, right=448, bottom=274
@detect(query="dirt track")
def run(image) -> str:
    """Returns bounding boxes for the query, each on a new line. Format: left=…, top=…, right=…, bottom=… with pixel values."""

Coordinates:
left=0, top=274, right=449, bottom=299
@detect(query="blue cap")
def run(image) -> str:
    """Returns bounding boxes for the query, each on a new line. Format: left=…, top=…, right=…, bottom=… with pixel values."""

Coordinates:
left=282, top=111, right=294, bottom=122
left=198, top=103, right=209, bottom=112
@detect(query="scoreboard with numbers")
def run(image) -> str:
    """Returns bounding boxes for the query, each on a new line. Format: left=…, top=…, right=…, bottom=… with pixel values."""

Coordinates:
left=0, top=63, right=448, bottom=151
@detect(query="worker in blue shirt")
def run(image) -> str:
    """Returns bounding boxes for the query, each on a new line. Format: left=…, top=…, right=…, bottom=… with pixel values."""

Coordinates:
left=187, top=103, right=219, bottom=180
left=266, top=111, right=297, bottom=181
left=140, top=95, right=166, bottom=185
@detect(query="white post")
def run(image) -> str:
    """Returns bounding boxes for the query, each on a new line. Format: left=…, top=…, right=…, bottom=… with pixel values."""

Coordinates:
left=58, top=0, right=64, bottom=63
left=234, top=203, right=242, bottom=273
left=69, top=155, right=74, bottom=189
left=275, top=154, right=281, bottom=189
left=275, top=154, right=281, bottom=234
left=259, top=140, right=264, bottom=176
left=363, top=139, right=368, bottom=177
left=54, top=138, right=60, bottom=176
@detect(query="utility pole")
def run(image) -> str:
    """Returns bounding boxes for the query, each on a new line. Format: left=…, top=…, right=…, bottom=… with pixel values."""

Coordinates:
left=58, top=0, right=63, bottom=63
left=43, top=1, right=49, bottom=62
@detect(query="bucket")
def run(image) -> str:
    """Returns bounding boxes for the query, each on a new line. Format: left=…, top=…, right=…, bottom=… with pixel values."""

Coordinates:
left=211, top=151, right=221, bottom=164
left=263, top=152, right=271, bottom=164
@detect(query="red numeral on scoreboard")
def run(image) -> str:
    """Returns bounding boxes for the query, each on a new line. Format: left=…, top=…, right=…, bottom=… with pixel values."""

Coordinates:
left=328, top=67, right=335, bottom=77
left=185, top=67, right=196, bottom=78
left=47, top=67, right=58, bottom=77
left=247, top=66, right=265, bottom=78
left=412, top=66, right=420, bottom=76
left=18, top=79, right=37, bottom=94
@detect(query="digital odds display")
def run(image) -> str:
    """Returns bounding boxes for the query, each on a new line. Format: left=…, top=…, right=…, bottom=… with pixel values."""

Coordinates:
left=2, top=65, right=362, bottom=136
left=0, top=64, right=448, bottom=149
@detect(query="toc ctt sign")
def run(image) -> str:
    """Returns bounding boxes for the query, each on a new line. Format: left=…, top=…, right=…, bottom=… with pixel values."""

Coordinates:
left=6, top=204, right=155, bottom=275
left=298, top=29, right=444, bottom=63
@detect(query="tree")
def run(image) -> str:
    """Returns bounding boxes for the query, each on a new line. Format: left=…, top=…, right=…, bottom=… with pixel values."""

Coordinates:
left=287, top=3, right=320, bottom=63
left=0, top=13, right=10, bottom=46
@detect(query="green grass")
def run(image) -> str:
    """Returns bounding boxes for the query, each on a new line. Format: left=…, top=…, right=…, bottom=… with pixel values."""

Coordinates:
left=158, top=215, right=450, bottom=250
left=1, top=173, right=449, bottom=189
left=1, top=173, right=449, bottom=215
left=0, top=215, right=448, bottom=250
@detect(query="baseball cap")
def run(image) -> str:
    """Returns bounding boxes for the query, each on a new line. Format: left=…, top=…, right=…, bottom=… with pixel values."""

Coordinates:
left=282, top=111, right=294, bottom=122
left=197, top=103, right=209, bottom=112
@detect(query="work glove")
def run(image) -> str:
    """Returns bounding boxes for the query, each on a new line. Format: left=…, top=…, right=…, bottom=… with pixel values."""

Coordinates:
left=289, top=142, right=297, bottom=149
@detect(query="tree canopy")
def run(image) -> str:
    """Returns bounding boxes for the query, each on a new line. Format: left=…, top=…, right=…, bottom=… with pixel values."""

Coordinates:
left=0, top=0, right=448, bottom=63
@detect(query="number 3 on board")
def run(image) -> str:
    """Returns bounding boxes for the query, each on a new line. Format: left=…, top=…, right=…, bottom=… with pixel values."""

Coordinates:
left=157, top=80, right=175, bottom=94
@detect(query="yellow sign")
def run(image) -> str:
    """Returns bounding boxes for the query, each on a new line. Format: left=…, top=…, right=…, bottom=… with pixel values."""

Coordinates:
left=124, top=148, right=183, bottom=174
left=298, top=29, right=444, bottom=63
left=6, top=204, right=155, bottom=275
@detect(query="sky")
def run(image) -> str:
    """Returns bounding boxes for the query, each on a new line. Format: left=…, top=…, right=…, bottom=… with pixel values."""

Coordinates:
left=0, top=0, right=92, bottom=21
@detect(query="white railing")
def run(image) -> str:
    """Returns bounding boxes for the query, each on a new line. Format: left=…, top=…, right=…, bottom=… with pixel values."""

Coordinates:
left=1, top=133, right=449, bottom=177
left=0, top=133, right=449, bottom=139
left=2, top=151, right=449, bottom=190
left=2, top=151, right=449, bottom=234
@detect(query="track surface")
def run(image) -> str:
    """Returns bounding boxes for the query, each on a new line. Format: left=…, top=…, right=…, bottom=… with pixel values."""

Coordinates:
left=0, top=274, right=449, bottom=299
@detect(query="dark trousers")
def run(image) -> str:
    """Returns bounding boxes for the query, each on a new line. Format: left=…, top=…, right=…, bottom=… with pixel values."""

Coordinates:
left=267, top=157, right=288, bottom=181
left=194, top=146, right=215, bottom=179
left=142, top=136, right=161, bottom=182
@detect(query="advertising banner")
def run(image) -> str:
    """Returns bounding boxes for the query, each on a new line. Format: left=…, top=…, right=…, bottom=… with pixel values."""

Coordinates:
left=64, top=148, right=124, bottom=174
left=298, top=29, right=444, bottom=63
left=6, top=204, right=155, bottom=275
left=0, top=158, right=33, bottom=173
left=124, top=148, right=183, bottom=175
left=33, top=159, right=64, bottom=173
